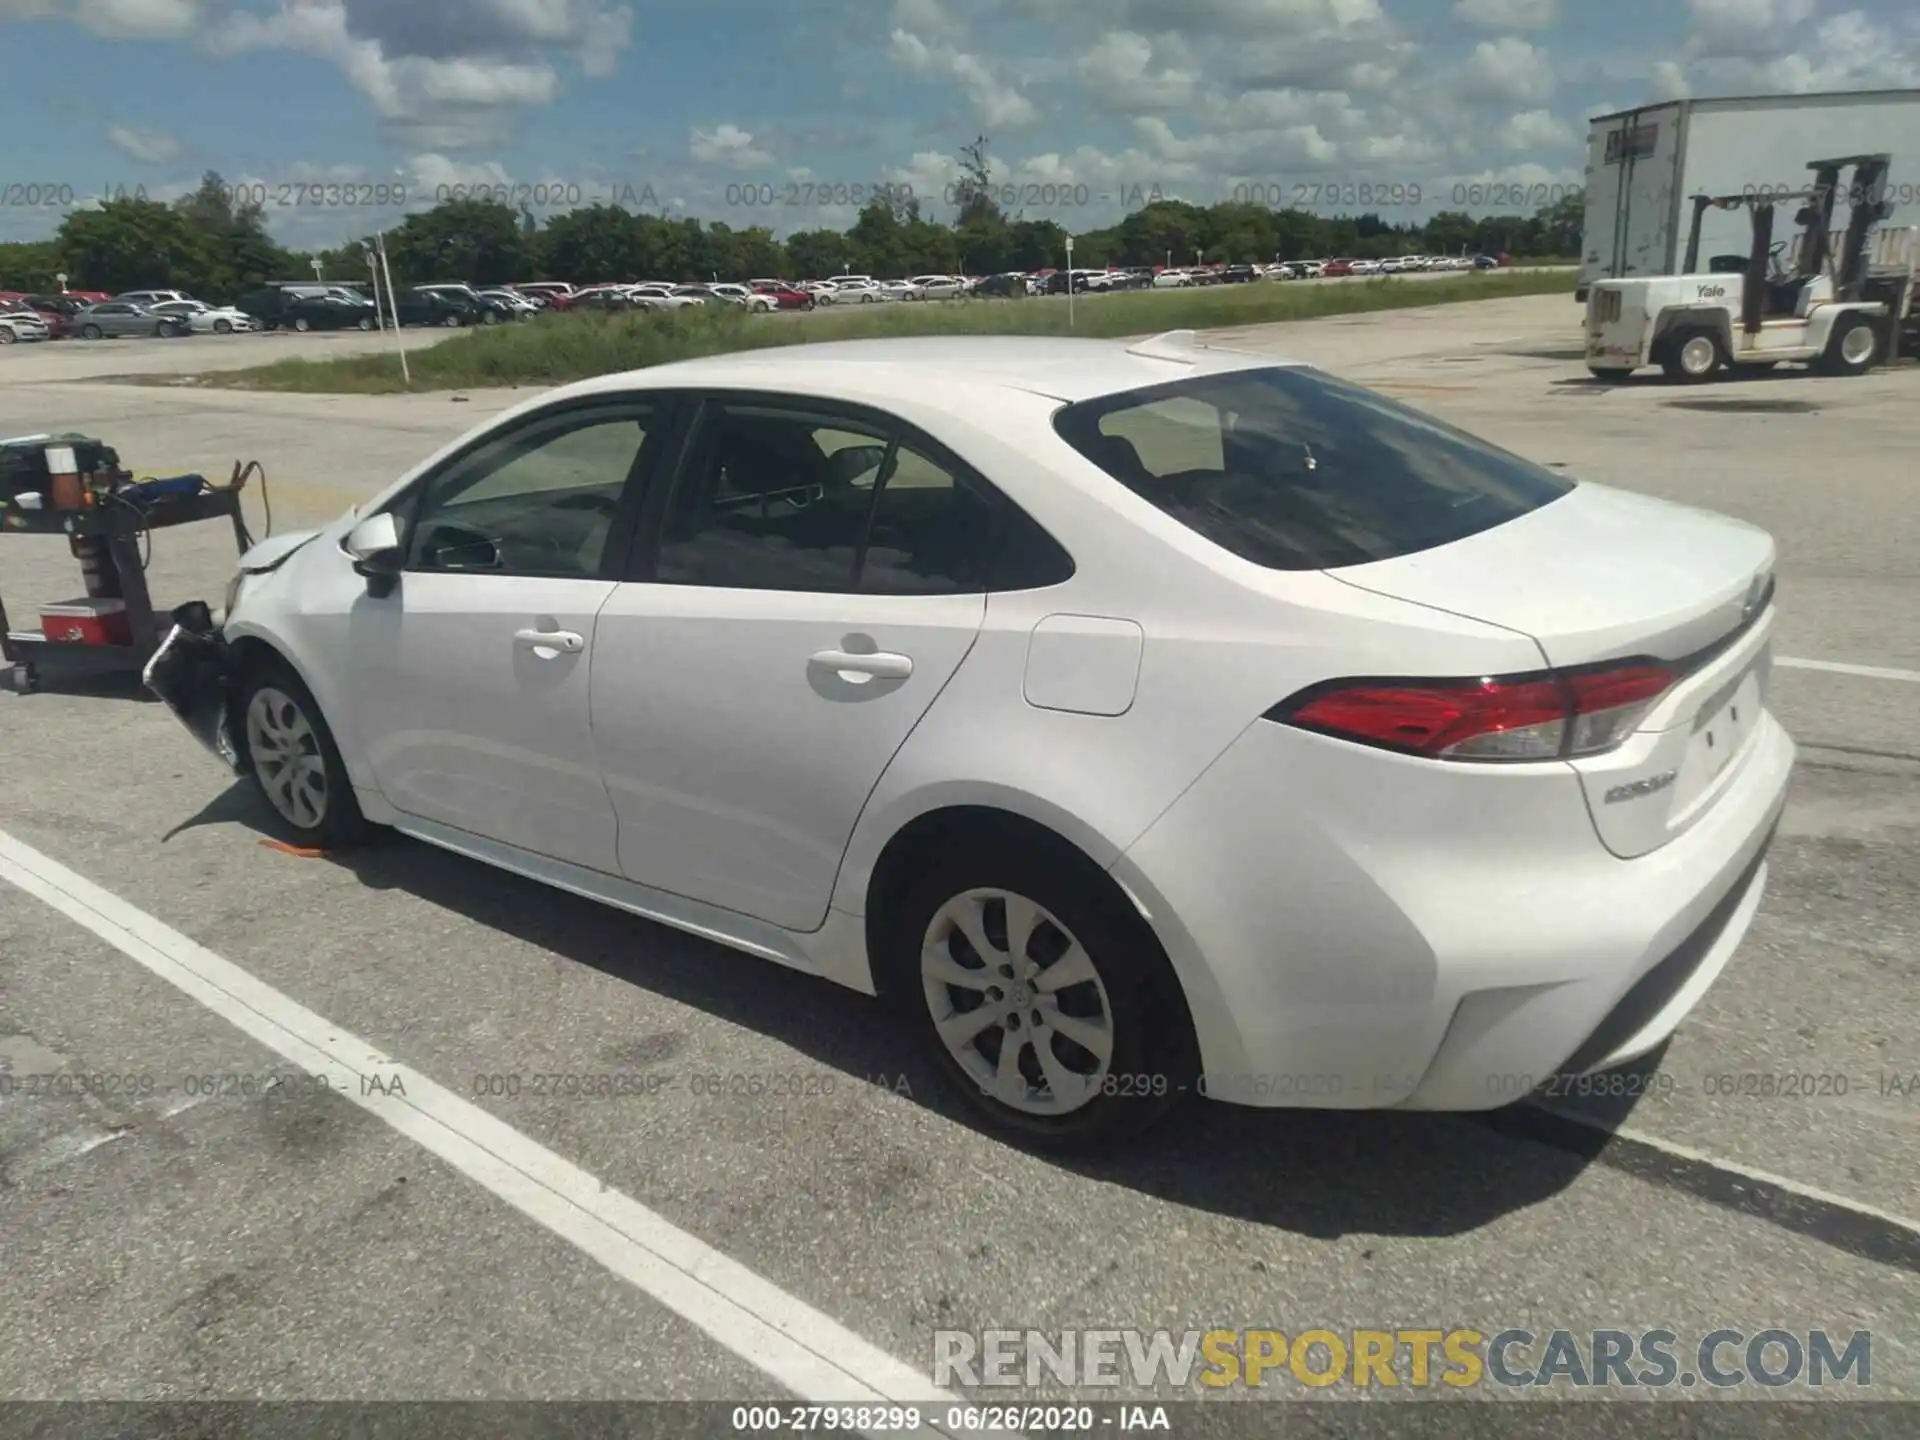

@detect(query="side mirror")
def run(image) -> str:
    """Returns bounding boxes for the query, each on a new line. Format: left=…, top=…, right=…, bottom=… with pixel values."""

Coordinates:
left=346, top=511, right=404, bottom=596
left=827, top=444, right=888, bottom=485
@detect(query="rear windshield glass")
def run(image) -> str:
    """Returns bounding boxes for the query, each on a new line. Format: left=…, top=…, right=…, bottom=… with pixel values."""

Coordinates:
left=1052, top=365, right=1572, bottom=570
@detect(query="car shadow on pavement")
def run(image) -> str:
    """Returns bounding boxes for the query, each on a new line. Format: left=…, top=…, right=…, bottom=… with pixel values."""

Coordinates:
left=270, top=820, right=1608, bottom=1240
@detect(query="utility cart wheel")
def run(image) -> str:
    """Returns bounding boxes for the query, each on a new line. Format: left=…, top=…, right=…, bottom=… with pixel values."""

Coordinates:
left=1660, top=327, right=1723, bottom=383
left=1817, top=314, right=1878, bottom=377
left=12, top=662, right=39, bottom=694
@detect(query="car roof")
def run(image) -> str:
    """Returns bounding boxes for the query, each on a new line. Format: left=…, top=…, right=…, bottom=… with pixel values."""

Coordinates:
left=547, top=334, right=1298, bottom=405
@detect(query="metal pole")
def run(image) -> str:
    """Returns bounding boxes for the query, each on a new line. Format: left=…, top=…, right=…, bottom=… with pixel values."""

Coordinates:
left=375, top=232, right=410, bottom=388
left=1065, top=234, right=1074, bottom=327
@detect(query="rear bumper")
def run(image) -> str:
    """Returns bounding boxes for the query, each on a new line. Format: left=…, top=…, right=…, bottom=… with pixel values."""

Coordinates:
left=1112, top=710, right=1795, bottom=1110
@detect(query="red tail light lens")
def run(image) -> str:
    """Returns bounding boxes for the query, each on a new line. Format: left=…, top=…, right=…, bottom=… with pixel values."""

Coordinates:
left=1270, top=662, right=1676, bottom=762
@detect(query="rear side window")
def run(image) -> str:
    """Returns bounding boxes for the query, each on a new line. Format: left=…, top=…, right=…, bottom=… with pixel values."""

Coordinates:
left=1053, top=366, right=1572, bottom=570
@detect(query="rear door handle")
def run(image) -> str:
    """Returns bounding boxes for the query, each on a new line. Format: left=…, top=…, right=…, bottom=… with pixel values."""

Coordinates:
left=515, top=628, right=584, bottom=654
left=810, top=648, right=913, bottom=680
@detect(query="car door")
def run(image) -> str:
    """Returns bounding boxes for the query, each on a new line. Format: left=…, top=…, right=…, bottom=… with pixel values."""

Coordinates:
left=346, top=395, right=673, bottom=872
left=590, top=394, right=1006, bottom=932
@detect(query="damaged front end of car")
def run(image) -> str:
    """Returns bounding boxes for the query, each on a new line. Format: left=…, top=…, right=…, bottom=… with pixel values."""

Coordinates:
left=142, top=600, right=248, bottom=775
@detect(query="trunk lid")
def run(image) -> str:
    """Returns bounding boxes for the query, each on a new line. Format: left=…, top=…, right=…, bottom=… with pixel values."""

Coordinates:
left=1328, top=482, right=1773, bottom=669
left=1330, top=482, right=1778, bottom=857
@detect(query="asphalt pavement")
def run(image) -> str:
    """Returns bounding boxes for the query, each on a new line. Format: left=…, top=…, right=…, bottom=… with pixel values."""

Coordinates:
left=0, top=293, right=1914, bottom=1428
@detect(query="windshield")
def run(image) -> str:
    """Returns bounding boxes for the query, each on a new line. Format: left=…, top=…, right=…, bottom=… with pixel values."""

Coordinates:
left=1052, top=365, right=1572, bottom=570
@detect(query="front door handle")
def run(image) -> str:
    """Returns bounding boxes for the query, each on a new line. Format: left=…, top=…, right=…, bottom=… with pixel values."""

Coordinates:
left=515, top=628, right=584, bottom=654
left=810, top=648, right=913, bottom=680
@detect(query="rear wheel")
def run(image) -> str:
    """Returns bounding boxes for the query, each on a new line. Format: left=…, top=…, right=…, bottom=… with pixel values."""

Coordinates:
left=293, top=316, right=311, bottom=333
left=1660, top=327, right=1723, bottom=383
left=882, top=835, right=1197, bottom=1149
left=238, top=659, right=366, bottom=849
left=357, top=316, right=374, bottom=331
left=213, top=318, right=233, bottom=334
left=81, top=324, right=102, bottom=340
left=1818, top=314, right=1878, bottom=376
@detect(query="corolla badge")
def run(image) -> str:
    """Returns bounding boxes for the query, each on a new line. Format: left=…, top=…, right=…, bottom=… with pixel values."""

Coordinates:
left=1605, top=769, right=1678, bottom=804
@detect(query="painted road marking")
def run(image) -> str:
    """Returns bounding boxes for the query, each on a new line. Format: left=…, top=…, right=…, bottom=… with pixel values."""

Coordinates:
left=1777, top=657, right=1920, bottom=684
left=0, top=827, right=1015, bottom=1438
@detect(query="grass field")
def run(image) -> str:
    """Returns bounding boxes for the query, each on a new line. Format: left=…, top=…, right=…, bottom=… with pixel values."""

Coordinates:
left=201, top=269, right=1578, bottom=394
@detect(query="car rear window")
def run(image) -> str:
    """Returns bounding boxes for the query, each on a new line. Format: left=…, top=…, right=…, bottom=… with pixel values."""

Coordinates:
left=1051, top=365, right=1572, bottom=570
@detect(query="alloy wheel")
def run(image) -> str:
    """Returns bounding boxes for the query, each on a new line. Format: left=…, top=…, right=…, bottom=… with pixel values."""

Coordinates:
left=246, top=686, right=329, bottom=829
left=920, top=888, right=1116, bottom=1116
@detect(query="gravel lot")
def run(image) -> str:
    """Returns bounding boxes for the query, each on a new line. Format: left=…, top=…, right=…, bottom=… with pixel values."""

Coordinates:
left=1, top=292, right=1914, bottom=1429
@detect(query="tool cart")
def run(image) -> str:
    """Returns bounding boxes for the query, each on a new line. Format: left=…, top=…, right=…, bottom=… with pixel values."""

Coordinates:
left=1, top=434, right=253, bottom=694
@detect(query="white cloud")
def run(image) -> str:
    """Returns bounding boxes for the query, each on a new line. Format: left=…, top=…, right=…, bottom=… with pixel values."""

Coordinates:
left=888, top=24, right=1037, bottom=128
left=1650, top=59, right=1690, bottom=98
left=1492, top=107, right=1575, bottom=151
left=106, top=123, right=180, bottom=162
left=75, top=0, right=197, bottom=37
left=1077, top=31, right=1199, bottom=109
left=1453, top=0, right=1557, bottom=27
left=1457, top=36, right=1555, bottom=104
left=690, top=123, right=774, bottom=169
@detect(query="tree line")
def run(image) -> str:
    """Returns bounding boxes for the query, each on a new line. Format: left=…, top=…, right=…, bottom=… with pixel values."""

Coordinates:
left=0, top=150, right=1583, bottom=304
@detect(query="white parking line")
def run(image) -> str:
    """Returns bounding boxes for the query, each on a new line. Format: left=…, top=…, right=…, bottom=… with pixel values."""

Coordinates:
left=0, top=827, right=1007, bottom=1437
left=1777, top=656, right=1920, bottom=684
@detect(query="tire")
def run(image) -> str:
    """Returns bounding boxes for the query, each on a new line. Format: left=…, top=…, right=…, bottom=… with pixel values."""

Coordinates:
left=214, top=318, right=233, bottom=334
left=293, top=316, right=311, bottom=333
left=358, top=316, right=374, bottom=331
left=0, top=329, right=14, bottom=345
left=444, top=313, right=462, bottom=328
left=1818, top=314, right=1878, bottom=376
left=237, top=658, right=366, bottom=849
left=1659, top=326, right=1722, bottom=383
left=1587, top=367, right=1633, bottom=382
left=81, top=324, right=102, bottom=340
left=881, top=834, right=1197, bottom=1149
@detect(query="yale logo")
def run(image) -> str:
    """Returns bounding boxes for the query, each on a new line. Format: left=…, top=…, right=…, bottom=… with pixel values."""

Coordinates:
left=1697, top=284, right=1726, bottom=298
left=1605, top=769, right=1678, bottom=804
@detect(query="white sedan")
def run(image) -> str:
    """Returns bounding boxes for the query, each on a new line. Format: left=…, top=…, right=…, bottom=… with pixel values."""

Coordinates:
left=910, top=275, right=968, bottom=299
left=146, top=332, right=1792, bottom=1147
left=150, top=300, right=257, bottom=334
left=0, top=310, right=51, bottom=342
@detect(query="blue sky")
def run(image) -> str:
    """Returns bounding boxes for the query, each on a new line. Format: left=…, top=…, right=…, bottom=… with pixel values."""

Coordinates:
left=3, top=0, right=1917, bottom=246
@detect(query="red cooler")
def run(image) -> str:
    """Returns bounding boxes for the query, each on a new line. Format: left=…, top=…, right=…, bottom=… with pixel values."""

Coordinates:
left=39, top=597, right=132, bottom=646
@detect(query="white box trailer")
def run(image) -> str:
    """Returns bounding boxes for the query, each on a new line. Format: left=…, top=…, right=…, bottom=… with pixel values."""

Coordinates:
left=1578, top=89, right=1920, bottom=300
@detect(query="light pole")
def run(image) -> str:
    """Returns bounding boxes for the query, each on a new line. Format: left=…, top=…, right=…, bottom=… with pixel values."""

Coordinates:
left=1064, top=233, right=1074, bottom=327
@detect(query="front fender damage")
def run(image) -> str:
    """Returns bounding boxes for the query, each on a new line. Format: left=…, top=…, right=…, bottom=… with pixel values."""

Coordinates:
left=142, top=601, right=247, bottom=775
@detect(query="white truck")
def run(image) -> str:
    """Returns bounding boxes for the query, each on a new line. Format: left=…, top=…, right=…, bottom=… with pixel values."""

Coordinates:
left=1584, top=154, right=1920, bottom=381
left=1579, top=89, right=1920, bottom=302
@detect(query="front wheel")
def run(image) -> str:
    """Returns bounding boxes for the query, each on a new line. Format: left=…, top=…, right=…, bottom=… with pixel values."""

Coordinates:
left=81, top=324, right=102, bottom=340
left=0, top=329, right=14, bottom=345
left=443, top=313, right=463, bottom=328
left=213, top=318, right=233, bottom=334
left=293, top=316, right=312, bottom=333
left=1660, top=327, right=1723, bottom=383
left=357, top=315, right=374, bottom=331
left=883, top=838, right=1197, bottom=1148
left=1587, top=366, right=1633, bottom=382
left=238, top=661, right=366, bottom=848
left=1818, top=314, right=1879, bottom=376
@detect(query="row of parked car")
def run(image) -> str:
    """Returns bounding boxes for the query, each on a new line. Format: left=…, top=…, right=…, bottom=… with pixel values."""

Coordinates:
left=0, top=280, right=568, bottom=343
left=0, top=252, right=1517, bottom=346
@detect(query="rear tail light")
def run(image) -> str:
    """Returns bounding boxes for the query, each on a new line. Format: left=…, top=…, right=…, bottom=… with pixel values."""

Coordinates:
left=1267, top=663, right=1675, bottom=762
